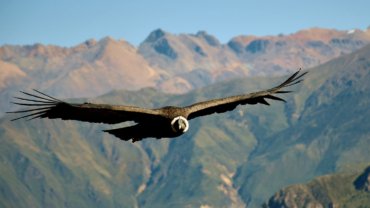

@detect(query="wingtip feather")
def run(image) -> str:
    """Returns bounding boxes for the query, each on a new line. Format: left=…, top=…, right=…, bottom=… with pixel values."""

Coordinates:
left=265, top=95, right=286, bottom=102
left=8, top=90, right=63, bottom=121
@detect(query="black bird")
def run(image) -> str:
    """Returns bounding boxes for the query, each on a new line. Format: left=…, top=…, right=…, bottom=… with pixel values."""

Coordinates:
left=8, top=70, right=306, bottom=142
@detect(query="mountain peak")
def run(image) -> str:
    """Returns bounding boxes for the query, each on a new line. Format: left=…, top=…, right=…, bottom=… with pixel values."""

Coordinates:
left=195, top=31, right=220, bottom=46
left=140, top=29, right=178, bottom=60
left=98, top=36, right=117, bottom=45
left=84, top=39, right=97, bottom=47
left=145, top=28, right=167, bottom=43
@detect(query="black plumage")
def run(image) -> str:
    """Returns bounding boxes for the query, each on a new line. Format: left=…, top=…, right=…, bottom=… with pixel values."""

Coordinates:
left=8, top=70, right=307, bottom=142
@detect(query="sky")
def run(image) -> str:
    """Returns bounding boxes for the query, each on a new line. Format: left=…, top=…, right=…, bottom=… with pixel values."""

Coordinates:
left=0, top=0, right=369, bottom=47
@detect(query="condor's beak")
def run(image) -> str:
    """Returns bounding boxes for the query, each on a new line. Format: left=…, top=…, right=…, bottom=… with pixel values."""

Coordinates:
left=178, top=122, right=186, bottom=131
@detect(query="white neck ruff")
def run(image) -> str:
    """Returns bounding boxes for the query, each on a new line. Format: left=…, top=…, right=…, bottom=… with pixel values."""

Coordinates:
left=171, top=116, right=189, bottom=133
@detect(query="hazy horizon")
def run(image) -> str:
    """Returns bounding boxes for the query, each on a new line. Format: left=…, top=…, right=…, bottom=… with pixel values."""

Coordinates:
left=1, top=0, right=369, bottom=46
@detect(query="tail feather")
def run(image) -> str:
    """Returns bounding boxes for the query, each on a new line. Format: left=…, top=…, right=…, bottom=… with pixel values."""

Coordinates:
left=103, top=125, right=144, bottom=143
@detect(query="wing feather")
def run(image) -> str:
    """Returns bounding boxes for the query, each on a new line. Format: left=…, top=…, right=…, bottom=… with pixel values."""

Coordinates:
left=185, top=69, right=307, bottom=120
left=7, top=89, right=162, bottom=124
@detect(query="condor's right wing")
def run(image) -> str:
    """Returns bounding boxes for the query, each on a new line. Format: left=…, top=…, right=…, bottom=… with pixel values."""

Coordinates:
left=7, top=90, right=162, bottom=124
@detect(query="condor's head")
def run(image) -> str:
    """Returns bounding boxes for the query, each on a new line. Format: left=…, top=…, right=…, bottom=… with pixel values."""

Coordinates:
left=170, top=116, right=189, bottom=133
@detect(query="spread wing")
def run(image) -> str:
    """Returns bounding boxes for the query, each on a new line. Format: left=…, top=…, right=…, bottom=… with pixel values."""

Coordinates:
left=184, top=69, right=307, bottom=120
left=7, top=90, right=162, bottom=124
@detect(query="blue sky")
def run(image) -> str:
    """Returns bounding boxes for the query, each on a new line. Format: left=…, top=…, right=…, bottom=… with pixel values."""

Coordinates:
left=0, top=0, right=369, bottom=46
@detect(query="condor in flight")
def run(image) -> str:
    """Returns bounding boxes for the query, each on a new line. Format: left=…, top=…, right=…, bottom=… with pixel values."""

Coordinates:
left=8, top=70, right=306, bottom=142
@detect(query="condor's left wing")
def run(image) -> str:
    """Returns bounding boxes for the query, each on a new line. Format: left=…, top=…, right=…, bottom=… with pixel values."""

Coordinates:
left=184, top=69, right=307, bottom=120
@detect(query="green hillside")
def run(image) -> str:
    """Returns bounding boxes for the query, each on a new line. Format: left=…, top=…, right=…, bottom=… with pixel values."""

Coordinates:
left=265, top=166, right=370, bottom=208
left=1, top=44, right=370, bottom=207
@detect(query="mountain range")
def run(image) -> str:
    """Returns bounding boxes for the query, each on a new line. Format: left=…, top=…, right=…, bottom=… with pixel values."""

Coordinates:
left=1, top=27, right=370, bottom=116
left=0, top=28, right=370, bottom=207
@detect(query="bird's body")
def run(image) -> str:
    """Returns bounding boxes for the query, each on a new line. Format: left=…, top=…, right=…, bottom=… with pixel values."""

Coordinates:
left=104, top=107, right=190, bottom=142
left=8, top=70, right=307, bottom=142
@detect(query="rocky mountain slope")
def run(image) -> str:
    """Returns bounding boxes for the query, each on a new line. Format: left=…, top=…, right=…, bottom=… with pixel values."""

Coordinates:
left=0, top=37, right=161, bottom=96
left=139, top=28, right=370, bottom=92
left=228, top=28, right=370, bottom=75
left=0, top=37, right=162, bottom=117
left=0, top=43, right=369, bottom=207
left=265, top=166, right=370, bottom=208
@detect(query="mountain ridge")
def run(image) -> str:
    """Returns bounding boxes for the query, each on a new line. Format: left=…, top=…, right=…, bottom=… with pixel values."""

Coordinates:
left=2, top=27, right=370, bottom=116
left=265, top=166, right=370, bottom=208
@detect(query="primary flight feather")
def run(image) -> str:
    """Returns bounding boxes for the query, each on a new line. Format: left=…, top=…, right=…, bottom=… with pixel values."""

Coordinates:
left=8, top=70, right=307, bottom=142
